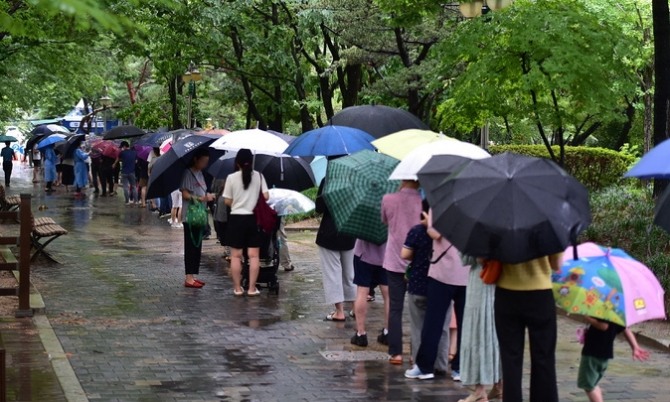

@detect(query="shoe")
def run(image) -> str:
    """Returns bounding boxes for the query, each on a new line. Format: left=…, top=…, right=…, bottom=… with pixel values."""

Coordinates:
left=247, top=289, right=261, bottom=297
left=451, top=370, right=461, bottom=382
left=283, top=264, right=295, bottom=272
left=388, top=355, right=403, bottom=365
left=233, top=289, right=244, bottom=297
left=125, top=201, right=132, bottom=206
left=458, top=394, right=488, bottom=402
left=194, top=279, right=206, bottom=285
left=367, top=295, right=375, bottom=302
left=171, top=223, right=183, bottom=229
left=184, top=281, right=203, bottom=288
left=377, top=329, right=389, bottom=345
left=203, top=235, right=211, bottom=240
left=325, top=312, right=346, bottom=322
left=349, top=310, right=355, bottom=318
left=350, top=333, right=368, bottom=347
left=159, top=213, right=171, bottom=219
left=404, top=365, right=434, bottom=380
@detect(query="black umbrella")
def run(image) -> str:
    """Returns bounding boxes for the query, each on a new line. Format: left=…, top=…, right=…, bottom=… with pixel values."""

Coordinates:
left=328, top=105, right=429, bottom=139
left=134, top=132, right=173, bottom=148
left=416, top=155, right=473, bottom=192
left=208, top=153, right=315, bottom=192
left=30, top=124, right=70, bottom=136
left=54, top=134, right=86, bottom=159
left=103, top=125, right=146, bottom=140
left=147, top=134, right=223, bottom=198
left=425, top=152, right=591, bottom=264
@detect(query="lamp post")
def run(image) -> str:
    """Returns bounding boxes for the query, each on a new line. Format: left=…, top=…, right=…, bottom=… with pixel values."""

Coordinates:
left=182, top=62, right=202, bottom=129
left=458, top=1, right=513, bottom=149
left=99, top=86, right=112, bottom=135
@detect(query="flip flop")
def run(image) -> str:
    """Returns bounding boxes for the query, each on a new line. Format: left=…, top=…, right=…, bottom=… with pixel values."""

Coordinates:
left=325, top=312, right=346, bottom=322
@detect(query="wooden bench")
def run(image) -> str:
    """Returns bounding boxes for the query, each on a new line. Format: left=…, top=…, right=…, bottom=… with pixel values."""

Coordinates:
left=0, top=194, right=32, bottom=318
left=31, top=217, right=67, bottom=263
left=0, top=185, right=20, bottom=212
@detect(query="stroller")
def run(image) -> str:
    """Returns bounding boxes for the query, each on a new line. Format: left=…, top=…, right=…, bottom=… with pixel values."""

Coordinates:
left=241, top=223, right=280, bottom=295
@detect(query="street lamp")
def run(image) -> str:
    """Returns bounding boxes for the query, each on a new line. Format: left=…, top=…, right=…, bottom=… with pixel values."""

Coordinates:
left=182, top=61, right=202, bottom=129
left=99, top=86, right=112, bottom=134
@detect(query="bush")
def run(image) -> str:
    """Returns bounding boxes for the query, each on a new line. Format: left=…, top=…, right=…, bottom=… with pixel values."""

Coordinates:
left=283, top=186, right=319, bottom=224
left=489, top=145, right=635, bottom=192
left=583, top=184, right=670, bottom=312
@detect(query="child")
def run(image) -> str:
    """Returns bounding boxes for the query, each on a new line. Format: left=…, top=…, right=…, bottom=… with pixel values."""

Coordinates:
left=578, top=317, right=650, bottom=402
left=213, top=179, right=230, bottom=258
left=169, top=189, right=183, bottom=229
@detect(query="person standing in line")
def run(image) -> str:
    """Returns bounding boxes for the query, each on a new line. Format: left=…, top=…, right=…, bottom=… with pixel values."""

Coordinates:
left=73, top=144, right=89, bottom=197
left=89, top=148, right=102, bottom=193
left=60, top=156, right=75, bottom=192
left=100, top=155, right=116, bottom=196
left=43, top=145, right=57, bottom=193
left=136, top=157, right=149, bottom=207
left=223, top=149, right=269, bottom=296
left=114, top=141, right=138, bottom=205
left=381, top=180, right=422, bottom=365
left=495, top=254, right=562, bottom=402
left=169, top=189, right=183, bottom=229
left=31, top=147, right=42, bottom=183
left=315, top=173, right=356, bottom=321
left=278, top=219, right=295, bottom=271
left=1, top=142, right=14, bottom=187
left=180, top=148, right=215, bottom=288
left=350, top=239, right=388, bottom=347
left=405, top=209, right=469, bottom=381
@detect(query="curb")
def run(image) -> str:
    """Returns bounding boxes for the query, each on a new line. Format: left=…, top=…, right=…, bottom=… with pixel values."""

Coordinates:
left=285, top=226, right=318, bottom=232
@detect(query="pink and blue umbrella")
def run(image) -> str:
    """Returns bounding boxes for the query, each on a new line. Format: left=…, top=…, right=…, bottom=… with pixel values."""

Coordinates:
left=553, top=242, right=666, bottom=327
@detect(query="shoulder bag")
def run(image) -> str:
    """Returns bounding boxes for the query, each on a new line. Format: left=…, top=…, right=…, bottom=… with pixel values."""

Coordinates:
left=253, top=173, right=277, bottom=233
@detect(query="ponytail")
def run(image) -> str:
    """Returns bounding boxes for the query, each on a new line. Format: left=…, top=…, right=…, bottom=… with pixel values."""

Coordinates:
left=235, top=148, right=254, bottom=189
left=242, top=165, right=253, bottom=189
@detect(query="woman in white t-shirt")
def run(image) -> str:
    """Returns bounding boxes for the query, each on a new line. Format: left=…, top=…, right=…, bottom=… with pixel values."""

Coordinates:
left=223, top=148, right=269, bottom=297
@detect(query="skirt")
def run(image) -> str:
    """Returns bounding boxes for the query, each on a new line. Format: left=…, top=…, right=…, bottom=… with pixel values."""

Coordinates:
left=60, top=165, right=74, bottom=185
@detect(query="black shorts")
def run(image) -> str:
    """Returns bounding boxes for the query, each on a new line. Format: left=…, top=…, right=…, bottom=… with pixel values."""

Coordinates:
left=226, top=214, right=261, bottom=249
left=33, top=160, right=42, bottom=168
left=353, top=255, right=388, bottom=287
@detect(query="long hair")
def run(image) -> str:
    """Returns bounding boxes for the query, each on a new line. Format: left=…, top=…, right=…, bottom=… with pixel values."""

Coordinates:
left=235, top=148, right=254, bottom=190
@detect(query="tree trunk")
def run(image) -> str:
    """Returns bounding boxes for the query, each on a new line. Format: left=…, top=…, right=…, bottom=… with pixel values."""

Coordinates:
left=653, top=0, right=670, bottom=196
left=168, top=76, right=181, bottom=129
left=614, top=102, right=637, bottom=150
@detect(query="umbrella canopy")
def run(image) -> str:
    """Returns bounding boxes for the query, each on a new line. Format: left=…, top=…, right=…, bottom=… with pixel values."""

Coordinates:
left=133, top=144, right=153, bottom=161
left=389, top=140, right=490, bottom=181
left=426, top=152, right=591, bottom=264
left=417, top=155, right=475, bottom=192
left=36, top=134, right=68, bottom=150
left=210, top=129, right=289, bottom=155
left=329, top=105, right=429, bottom=139
left=285, top=125, right=375, bottom=157
left=102, top=125, right=146, bottom=140
left=30, top=124, right=70, bottom=136
left=54, top=134, right=85, bottom=159
left=209, top=153, right=315, bottom=192
left=310, top=156, right=327, bottom=186
left=91, top=140, right=121, bottom=159
left=268, top=188, right=315, bottom=216
left=147, top=134, right=223, bottom=198
left=372, top=129, right=451, bottom=160
left=625, top=138, right=670, bottom=179
left=135, top=132, right=174, bottom=148
left=323, top=150, right=400, bottom=244
left=553, top=242, right=666, bottom=326
left=0, top=135, right=18, bottom=143
left=267, top=129, right=297, bottom=144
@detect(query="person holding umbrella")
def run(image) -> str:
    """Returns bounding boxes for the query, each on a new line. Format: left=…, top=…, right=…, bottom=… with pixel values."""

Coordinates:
left=43, top=144, right=58, bottom=193
left=114, top=141, right=138, bottom=205
left=1, top=142, right=14, bottom=187
left=73, top=144, right=89, bottom=197
left=223, top=149, right=269, bottom=296
left=180, top=148, right=216, bottom=288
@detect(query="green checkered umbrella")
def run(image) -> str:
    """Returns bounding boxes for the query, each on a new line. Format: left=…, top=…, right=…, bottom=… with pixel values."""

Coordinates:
left=323, top=150, right=400, bottom=244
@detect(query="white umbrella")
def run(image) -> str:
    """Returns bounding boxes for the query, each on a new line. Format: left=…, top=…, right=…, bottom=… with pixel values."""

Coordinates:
left=209, top=129, right=289, bottom=155
left=389, top=140, right=490, bottom=181
left=268, top=188, right=315, bottom=216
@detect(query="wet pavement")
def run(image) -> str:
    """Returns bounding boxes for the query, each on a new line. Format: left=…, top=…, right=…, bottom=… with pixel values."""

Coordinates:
left=3, top=162, right=670, bottom=401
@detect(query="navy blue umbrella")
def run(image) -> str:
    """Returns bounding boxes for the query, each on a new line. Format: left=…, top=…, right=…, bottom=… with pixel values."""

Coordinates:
left=209, top=153, right=315, bottom=191
left=135, top=132, right=173, bottom=148
left=102, top=125, right=145, bottom=140
left=54, top=134, right=86, bottom=159
left=626, top=138, right=670, bottom=179
left=328, top=105, right=429, bottom=139
left=284, top=125, right=375, bottom=157
left=147, top=134, right=223, bottom=198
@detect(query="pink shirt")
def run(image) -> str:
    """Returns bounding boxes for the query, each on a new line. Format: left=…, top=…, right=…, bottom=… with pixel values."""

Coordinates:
left=427, top=210, right=470, bottom=286
left=354, top=239, right=386, bottom=267
left=381, top=188, right=422, bottom=273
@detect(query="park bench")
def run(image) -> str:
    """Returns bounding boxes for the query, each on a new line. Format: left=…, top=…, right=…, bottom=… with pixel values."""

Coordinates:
left=30, top=216, right=67, bottom=263
left=0, top=194, right=33, bottom=318
left=0, top=185, right=20, bottom=212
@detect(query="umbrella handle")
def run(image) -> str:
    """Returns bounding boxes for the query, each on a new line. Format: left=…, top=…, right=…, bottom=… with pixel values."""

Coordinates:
left=570, top=228, right=578, bottom=260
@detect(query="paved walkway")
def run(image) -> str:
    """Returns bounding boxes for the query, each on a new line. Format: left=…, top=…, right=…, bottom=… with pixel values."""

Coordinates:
left=3, top=163, right=670, bottom=401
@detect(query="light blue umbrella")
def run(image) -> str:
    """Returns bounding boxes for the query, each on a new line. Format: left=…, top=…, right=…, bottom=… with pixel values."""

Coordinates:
left=36, top=134, right=67, bottom=150
left=310, top=156, right=327, bottom=186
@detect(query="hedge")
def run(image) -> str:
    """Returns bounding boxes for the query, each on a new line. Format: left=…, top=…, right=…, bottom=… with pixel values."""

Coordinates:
left=489, top=145, right=635, bottom=192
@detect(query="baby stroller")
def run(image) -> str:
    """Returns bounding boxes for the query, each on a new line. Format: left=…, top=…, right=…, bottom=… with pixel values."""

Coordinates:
left=242, top=223, right=280, bottom=295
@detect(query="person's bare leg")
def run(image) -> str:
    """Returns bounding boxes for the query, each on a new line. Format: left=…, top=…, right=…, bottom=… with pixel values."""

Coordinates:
left=185, top=274, right=194, bottom=284
left=176, top=207, right=182, bottom=224
left=141, top=186, right=147, bottom=206
left=586, top=386, right=603, bottom=402
left=247, top=247, right=260, bottom=292
left=170, top=208, right=176, bottom=223
left=333, top=302, right=345, bottom=320
left=355, top=286, right=369, bottom=335
left=230, top=248, right=243, bottom=292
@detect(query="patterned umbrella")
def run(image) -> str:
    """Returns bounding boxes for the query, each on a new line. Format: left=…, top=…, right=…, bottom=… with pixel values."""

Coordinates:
left=322, top=150, right=400, bottom=244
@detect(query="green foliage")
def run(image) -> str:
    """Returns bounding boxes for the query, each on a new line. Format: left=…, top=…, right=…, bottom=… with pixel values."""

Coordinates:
left=490, top=145, right=635, bottom=191
left=583, top=185, right=670, bottom=302
left=283, top=186, right=319, bottom=224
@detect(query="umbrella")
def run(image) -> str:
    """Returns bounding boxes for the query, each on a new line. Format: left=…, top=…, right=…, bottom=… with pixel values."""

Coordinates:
left=36, top=134, right=68, bottom=150
left=54, top=134, right=85, bottom=159
left=30, top=124, right=70, bottom=136
left=208, top=153, right=315, bottom=192
left=329, top=105, right=429, bottom=139
left=310, top=156, right=327, bottom=186
left=625, top=138, right=670, bottom=179
left=209, top=129, right=289, bottom=155
left=267, top=129, right=297, bottom=144
left=268, top=188, right=315, bottom=216
left=160, top=138, right=172, bottom=154
left=135, top=132, right=174, bottom=148
left=552, top=242, right=666, bottom=327
left=134, top=144, right=153, bottom=161
left=372, top=129, right=452, bottom=160
left=0, top=135, right=18, bottom=143
left=417, top=155, right=476, bottom=192
left=91, top=140, right=121, bottom=159
left=284, top=125, right=376, bottom=157
left=322, top=150, right=400, bottom=244
left=389, top=140, right=490, bottom=181
left=200, top=129, right=230, bottom=136
left=426, top=152, right=591, bottom=264
left=147, top=134, right=224, bottom=198
left=102, top=125, right=146, bottom=140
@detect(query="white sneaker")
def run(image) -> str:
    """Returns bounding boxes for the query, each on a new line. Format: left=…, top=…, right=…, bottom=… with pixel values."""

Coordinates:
left=451, top=370, right=461, bottom=381
left=172, top=223, right=183, bottom=229
left=404, top=365, right=434, bottom=380
left=168, top=218, right=173, bottom=225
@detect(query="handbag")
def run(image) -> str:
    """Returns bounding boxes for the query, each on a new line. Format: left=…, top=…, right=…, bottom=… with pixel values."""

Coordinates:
left=185, top=199, right=208, bottom=247
left=480, top=259, right=502, bottom=284
left=253, top=173, right=277, bottom=233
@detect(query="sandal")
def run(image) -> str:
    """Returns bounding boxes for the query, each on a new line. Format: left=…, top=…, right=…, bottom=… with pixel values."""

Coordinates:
left=233, top=289, right=244, bottom=297
left=325, top=312, right=346, bottom=322
left=388, top=355, right=403, bottom=365
left=247, top=289, right=261, bottom=297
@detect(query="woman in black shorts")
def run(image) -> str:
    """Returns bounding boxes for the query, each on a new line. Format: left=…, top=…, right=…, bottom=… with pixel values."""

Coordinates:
left=223, top=149, right=269, bottom=297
